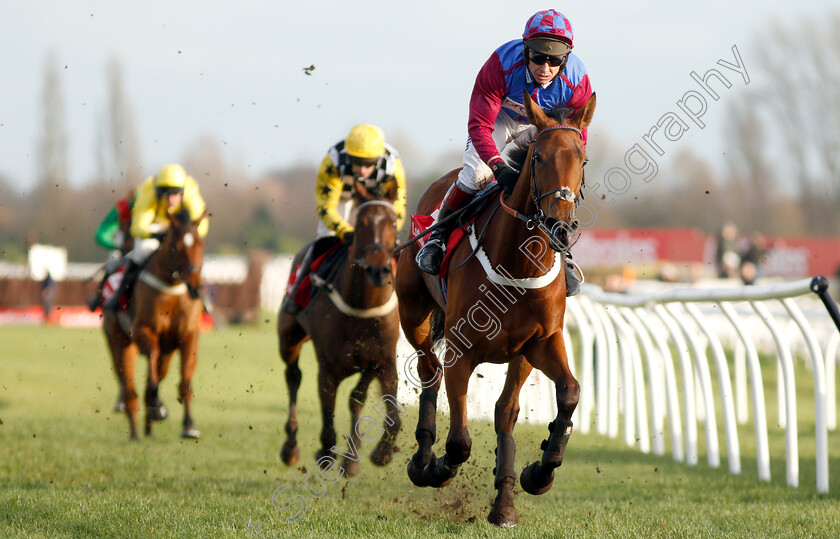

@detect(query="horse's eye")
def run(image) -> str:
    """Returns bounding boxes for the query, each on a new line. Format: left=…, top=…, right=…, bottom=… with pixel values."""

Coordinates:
left=583, top=158, right=589, bottom=167
left=533, top=153, right=542, bottom=162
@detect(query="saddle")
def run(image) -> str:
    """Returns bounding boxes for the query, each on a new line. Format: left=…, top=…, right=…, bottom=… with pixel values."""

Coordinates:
left=410, top=185, right=500, bottom=279
left=285, top=237, right=348, bottom=311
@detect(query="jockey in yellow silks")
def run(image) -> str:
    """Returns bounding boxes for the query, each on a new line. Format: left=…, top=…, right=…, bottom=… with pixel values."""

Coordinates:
left=282, top=124, right=406, bottom=314
left=103, top=163, right=208, bottom=311
left=315, top=124, right=406, bottom=240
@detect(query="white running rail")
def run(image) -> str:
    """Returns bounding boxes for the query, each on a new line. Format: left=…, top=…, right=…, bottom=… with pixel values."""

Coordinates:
left=567, top=276, right=840, bottom=493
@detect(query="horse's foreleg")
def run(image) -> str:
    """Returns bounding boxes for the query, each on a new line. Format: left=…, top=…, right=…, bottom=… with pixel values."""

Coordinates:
left=488, top=357, right=532, bottom=528
left=342, top=370, right=375, bottom=478
left=316, top=365, right=340, bottom=463
left=109, top=321, right=140, bottom=440
left=278, top=313, right=308, bottom=466
left=520, top=334, right=580, bottom=496
left=178, top=331, right=200, bottom=439
left=370, top=360, right=402, bottom=467
left=134, top=326, right=161, bottom=437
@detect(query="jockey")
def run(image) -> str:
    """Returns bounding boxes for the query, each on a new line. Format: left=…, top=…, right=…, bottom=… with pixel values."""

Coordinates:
left=415, top=9, right=593, bottom=295
left=102, top=164, right=209, bottom=312
left=87, top=189, right=137, bottom=311
left=282, top=124, right=407, bottom=314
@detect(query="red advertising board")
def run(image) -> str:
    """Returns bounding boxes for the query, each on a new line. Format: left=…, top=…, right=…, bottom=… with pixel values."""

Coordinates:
left=575, top=228, right=840, bottom=278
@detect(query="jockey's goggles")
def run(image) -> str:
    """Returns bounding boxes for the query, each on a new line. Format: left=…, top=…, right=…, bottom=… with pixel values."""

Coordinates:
left=528, top=50, right=567, bottom=67
left=156, top=186, right=184, bottom=198
left=349, top=155, right=379, bottom=167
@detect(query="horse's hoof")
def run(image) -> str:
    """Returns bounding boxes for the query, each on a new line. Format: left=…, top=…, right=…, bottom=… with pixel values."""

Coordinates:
left=113, top=398, right=126, bottom=413
left=487, top=505, right=519, bottom=528
left=181, top=427, right=201, bottom=439
left=369, top=442, right=393, bottom=466
left=280, top=441, right=300, bottom=466
left=407, top=454, right=430, bottom=487
left=519, top=462, right=554, bottom=496
left=149, top=404, right=168, bottom=421
left=425, top=456, right=457, bottom=488
left=342, top=457, right=361, bottom=478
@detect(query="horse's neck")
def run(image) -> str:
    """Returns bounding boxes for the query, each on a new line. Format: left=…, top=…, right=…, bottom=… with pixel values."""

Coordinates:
left=336, top=256, right=393, bottom=308
left=484, top=172, right=556, bottom=279
left=144, top=247, right=177, bottom=284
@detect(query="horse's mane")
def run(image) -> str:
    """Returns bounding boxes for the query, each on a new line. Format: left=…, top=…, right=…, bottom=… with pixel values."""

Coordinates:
left=507, top=106, right=575, bottom=172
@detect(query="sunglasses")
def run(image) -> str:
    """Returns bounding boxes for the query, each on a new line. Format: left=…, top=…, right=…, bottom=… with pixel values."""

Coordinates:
left=349, top=156, right=379, bottom=167
left=529, top=50, right=567, bottom=67
left=156, top=187, right=184, bottom=197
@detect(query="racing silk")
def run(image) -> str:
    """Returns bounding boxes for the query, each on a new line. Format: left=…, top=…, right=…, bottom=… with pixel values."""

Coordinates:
left=315, top=140, right=406, bottom=240
left=467, top=39, right=593, bottom=166
left=130, top=174, right=209, bottom=239
left=94, top=194, right=135, bottom=250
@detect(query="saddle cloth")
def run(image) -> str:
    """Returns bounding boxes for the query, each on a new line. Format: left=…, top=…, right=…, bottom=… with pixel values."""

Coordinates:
left=102, top=266, right=130, bottom=311
left=285, top=238, right=347, bottom=311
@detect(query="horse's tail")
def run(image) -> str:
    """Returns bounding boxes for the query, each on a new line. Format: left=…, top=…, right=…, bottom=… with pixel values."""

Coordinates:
left=430, top=309, right=445, bottom=345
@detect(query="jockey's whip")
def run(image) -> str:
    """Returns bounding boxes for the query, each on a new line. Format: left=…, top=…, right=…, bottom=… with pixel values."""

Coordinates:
left=393, top=184, right=501, bottom=254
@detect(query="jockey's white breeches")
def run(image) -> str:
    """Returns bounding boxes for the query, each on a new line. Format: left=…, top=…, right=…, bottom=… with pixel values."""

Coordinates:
left=455, top=114, right=535, bottom=194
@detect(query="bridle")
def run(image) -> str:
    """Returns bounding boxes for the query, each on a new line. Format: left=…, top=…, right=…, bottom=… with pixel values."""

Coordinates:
left=164, top=223, right=204, bottom=299
left=499, top=124, right=587, bottom=252
left=350, top=200, right=397, bottom=271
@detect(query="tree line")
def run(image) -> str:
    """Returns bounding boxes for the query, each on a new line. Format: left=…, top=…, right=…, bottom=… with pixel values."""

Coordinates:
left=1, top=13, right=837, bottom=264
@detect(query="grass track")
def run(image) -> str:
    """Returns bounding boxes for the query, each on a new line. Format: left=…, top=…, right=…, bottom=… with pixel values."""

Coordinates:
left=1, top=322, right=839, bottom=538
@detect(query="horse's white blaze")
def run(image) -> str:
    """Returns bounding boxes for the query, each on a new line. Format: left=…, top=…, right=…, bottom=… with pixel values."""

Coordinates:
left=183, top=232, right=194, bottom=247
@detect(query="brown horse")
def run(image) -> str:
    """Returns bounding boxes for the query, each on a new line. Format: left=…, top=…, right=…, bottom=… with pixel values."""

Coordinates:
left=278, top=183, right=402, bottom=478
left=103, top=209, right=207, bottom=440
left=395, top=91, right=595, bottom=526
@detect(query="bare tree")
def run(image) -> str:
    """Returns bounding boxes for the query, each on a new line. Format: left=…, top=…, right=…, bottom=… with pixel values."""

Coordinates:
left=728, top=11, right=840, bottom=235
left=97, top=57, right=143, bottom=189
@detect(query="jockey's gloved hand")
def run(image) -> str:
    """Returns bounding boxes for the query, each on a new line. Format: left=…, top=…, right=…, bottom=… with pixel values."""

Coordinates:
left=151, top=231, right=166, bottom=241
left=490, top=161, right=519, bottom=195
left=342, top=232, right=354, bottom=245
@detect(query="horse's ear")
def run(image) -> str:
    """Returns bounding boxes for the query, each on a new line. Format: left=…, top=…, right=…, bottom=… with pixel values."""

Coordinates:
left=573, top=93, right=596, bottom=131
left=523, top=90, right=549, bottom=128
left=353, top=180, right=372, bottom=201
left=383, top=176, right=399, bottom=203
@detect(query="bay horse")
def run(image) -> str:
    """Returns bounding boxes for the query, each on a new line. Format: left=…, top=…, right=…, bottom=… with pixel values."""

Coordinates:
left=103, top=209, right=207, bottom=440
left=278, top=183, right=402, bottom=478
left=395, top=91, right=595, bottom=526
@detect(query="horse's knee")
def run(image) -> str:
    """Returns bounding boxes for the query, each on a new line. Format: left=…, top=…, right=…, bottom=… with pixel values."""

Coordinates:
left=556, top=378, right=580, bottom=413
left=179, top=381, right=192, bottom=399
left=445, top=435, right=472, bottom=466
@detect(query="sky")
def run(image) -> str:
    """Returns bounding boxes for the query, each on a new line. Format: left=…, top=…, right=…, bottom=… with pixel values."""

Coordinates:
left=1, top=0, right=836, bottom=192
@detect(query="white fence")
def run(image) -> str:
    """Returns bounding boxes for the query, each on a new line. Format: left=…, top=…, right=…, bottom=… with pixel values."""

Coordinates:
left=565, top=277, right=840, bottom=493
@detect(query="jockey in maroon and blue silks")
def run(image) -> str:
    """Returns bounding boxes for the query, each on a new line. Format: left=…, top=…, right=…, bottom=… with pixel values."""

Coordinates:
left=416, top=9, right=593, bottom=295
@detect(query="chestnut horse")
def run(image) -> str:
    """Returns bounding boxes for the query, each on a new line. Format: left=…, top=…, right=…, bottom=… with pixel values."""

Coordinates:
left=395, top=92, right=595, bottom=526
left=103, top=209, right=207, bottom=440
left=278, top=184, right=402, bottom=478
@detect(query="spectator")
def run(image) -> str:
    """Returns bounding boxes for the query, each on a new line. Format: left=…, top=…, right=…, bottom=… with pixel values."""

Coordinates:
left=40, top=272, right=57, bottom=324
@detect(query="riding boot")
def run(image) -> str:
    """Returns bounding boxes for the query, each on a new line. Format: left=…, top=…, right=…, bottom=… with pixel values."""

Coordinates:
left=87, top=276, right=106, bottom=312
left=282, top=245, right=315, bottom=315
left=103, top=260, right=141, bottom=312
left=415, top=184, right=475, bottom=275
left=564, top=254, right=584, bottom=297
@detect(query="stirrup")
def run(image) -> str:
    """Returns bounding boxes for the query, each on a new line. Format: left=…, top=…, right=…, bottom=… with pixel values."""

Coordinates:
left=416, top=238, right=446, bottom=275
left=564, top=257, right=584, bottom=297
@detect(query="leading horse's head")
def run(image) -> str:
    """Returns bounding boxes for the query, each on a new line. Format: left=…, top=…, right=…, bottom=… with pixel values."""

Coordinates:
left=164, top=209, right=207, bottom=299
left=519, top=91, right=596, bottom=251
left=351, top=182, right=398, bottom=287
